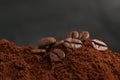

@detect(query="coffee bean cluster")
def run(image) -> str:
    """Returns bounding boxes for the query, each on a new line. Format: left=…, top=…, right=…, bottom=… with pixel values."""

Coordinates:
left=31, top=37, right=65, bottom=62
left=64, top=31, right=89, bottom=49
left=31, top=31, right=108, bottom=62
left=64, top=31, right=108, bottom=51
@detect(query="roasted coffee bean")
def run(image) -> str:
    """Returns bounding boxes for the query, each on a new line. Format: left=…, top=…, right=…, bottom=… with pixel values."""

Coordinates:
left=67, top=31, right=79, bottom=39
left=49, top=52, right=60, bottom=62
left=38, top=37, right=56, bottom=48
left=65, top=38, right=82, bottom=44
left=52, top=40, right=64, bottom=47
left=92, top=39, right=107, bottom=46
left=64, top=37, right=82, bottom=49
left=49, top=49, right=65, bottom=62
left=79, top=31, right=90, bottom=41
left=31, top=49, right=46, bottom=54
left=52, top=49, right=65, bottom=59
left=64, top=42, right=82, bottom=49
left=92, top=39, right=108, bottom=51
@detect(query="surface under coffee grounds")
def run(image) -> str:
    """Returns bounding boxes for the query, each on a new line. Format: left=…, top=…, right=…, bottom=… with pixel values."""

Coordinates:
left=0, top=31, right=120, bottom=80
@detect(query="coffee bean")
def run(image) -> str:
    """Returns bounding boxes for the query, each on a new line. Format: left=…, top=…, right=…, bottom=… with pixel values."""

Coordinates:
left=63, top=42, right=82, bottom=49
left=49, top=52, right=60, bottom=62
left=52, top=40, right=64, bottom=47
left=92, top=39, right=107, bottom=46
left=92, top=39, right=108, bottom=51
left=31, top=48, right=46, bottom=54
left=74, top=44, right=82, bottom=48
left=67, top=31, right=79, bottom=39
left=65, top=38, right=82, bottom=44
left=49, top=49, right=65, bottom=62
left=38, top=37, right=56, bottom=48
left=79, top=31, right=90, bottom=41
left=64, top=37, right=82, bottom=49
left=52, top=49, right=65, bottom=59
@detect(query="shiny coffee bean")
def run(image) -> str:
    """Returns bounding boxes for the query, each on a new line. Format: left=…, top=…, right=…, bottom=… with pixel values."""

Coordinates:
left=38, top=37, right=56, bottom=48
left=65, top=38, right=82, bottom=44
left=52, top=40, right=64, bottom=47
left=49, top=49, right=65, bottom=62
left=64, top=42, right=82, bottom=49
left=67, top=31, right=79, bottom=39
left=79, top=31, right=90, bottom=41
left=92, top=39, right=108, bottom=51
left=31, top=48, right=46, bottom=54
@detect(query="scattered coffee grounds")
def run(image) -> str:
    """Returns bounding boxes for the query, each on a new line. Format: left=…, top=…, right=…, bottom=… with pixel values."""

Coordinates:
left=0, top=31, right=120, bottom=80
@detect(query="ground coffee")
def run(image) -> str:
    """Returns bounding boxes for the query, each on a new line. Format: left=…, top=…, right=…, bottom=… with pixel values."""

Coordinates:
left=0, top=31, right=120, bottom=80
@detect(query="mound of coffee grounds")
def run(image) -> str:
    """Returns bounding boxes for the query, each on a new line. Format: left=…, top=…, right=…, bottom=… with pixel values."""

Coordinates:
left=0, top=36, right=120, bottom=80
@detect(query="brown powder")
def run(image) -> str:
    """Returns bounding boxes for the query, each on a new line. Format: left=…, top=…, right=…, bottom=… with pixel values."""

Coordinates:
left=0, top=39, right=120, bottom=80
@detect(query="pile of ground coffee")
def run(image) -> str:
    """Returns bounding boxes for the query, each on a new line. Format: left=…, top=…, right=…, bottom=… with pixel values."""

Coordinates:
left=0, top=32, right=120, bottom=80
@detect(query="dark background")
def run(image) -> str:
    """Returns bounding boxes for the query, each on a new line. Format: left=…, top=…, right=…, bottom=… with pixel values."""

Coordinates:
left=0, top=0, right=120, bottom=52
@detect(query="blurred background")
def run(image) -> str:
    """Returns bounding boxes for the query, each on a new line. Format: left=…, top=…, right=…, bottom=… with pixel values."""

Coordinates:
left=0, top=0, right=120, bottom=52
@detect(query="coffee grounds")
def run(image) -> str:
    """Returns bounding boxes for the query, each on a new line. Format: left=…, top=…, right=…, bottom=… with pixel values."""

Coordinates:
left=0, top=39, right=120, bottom=80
